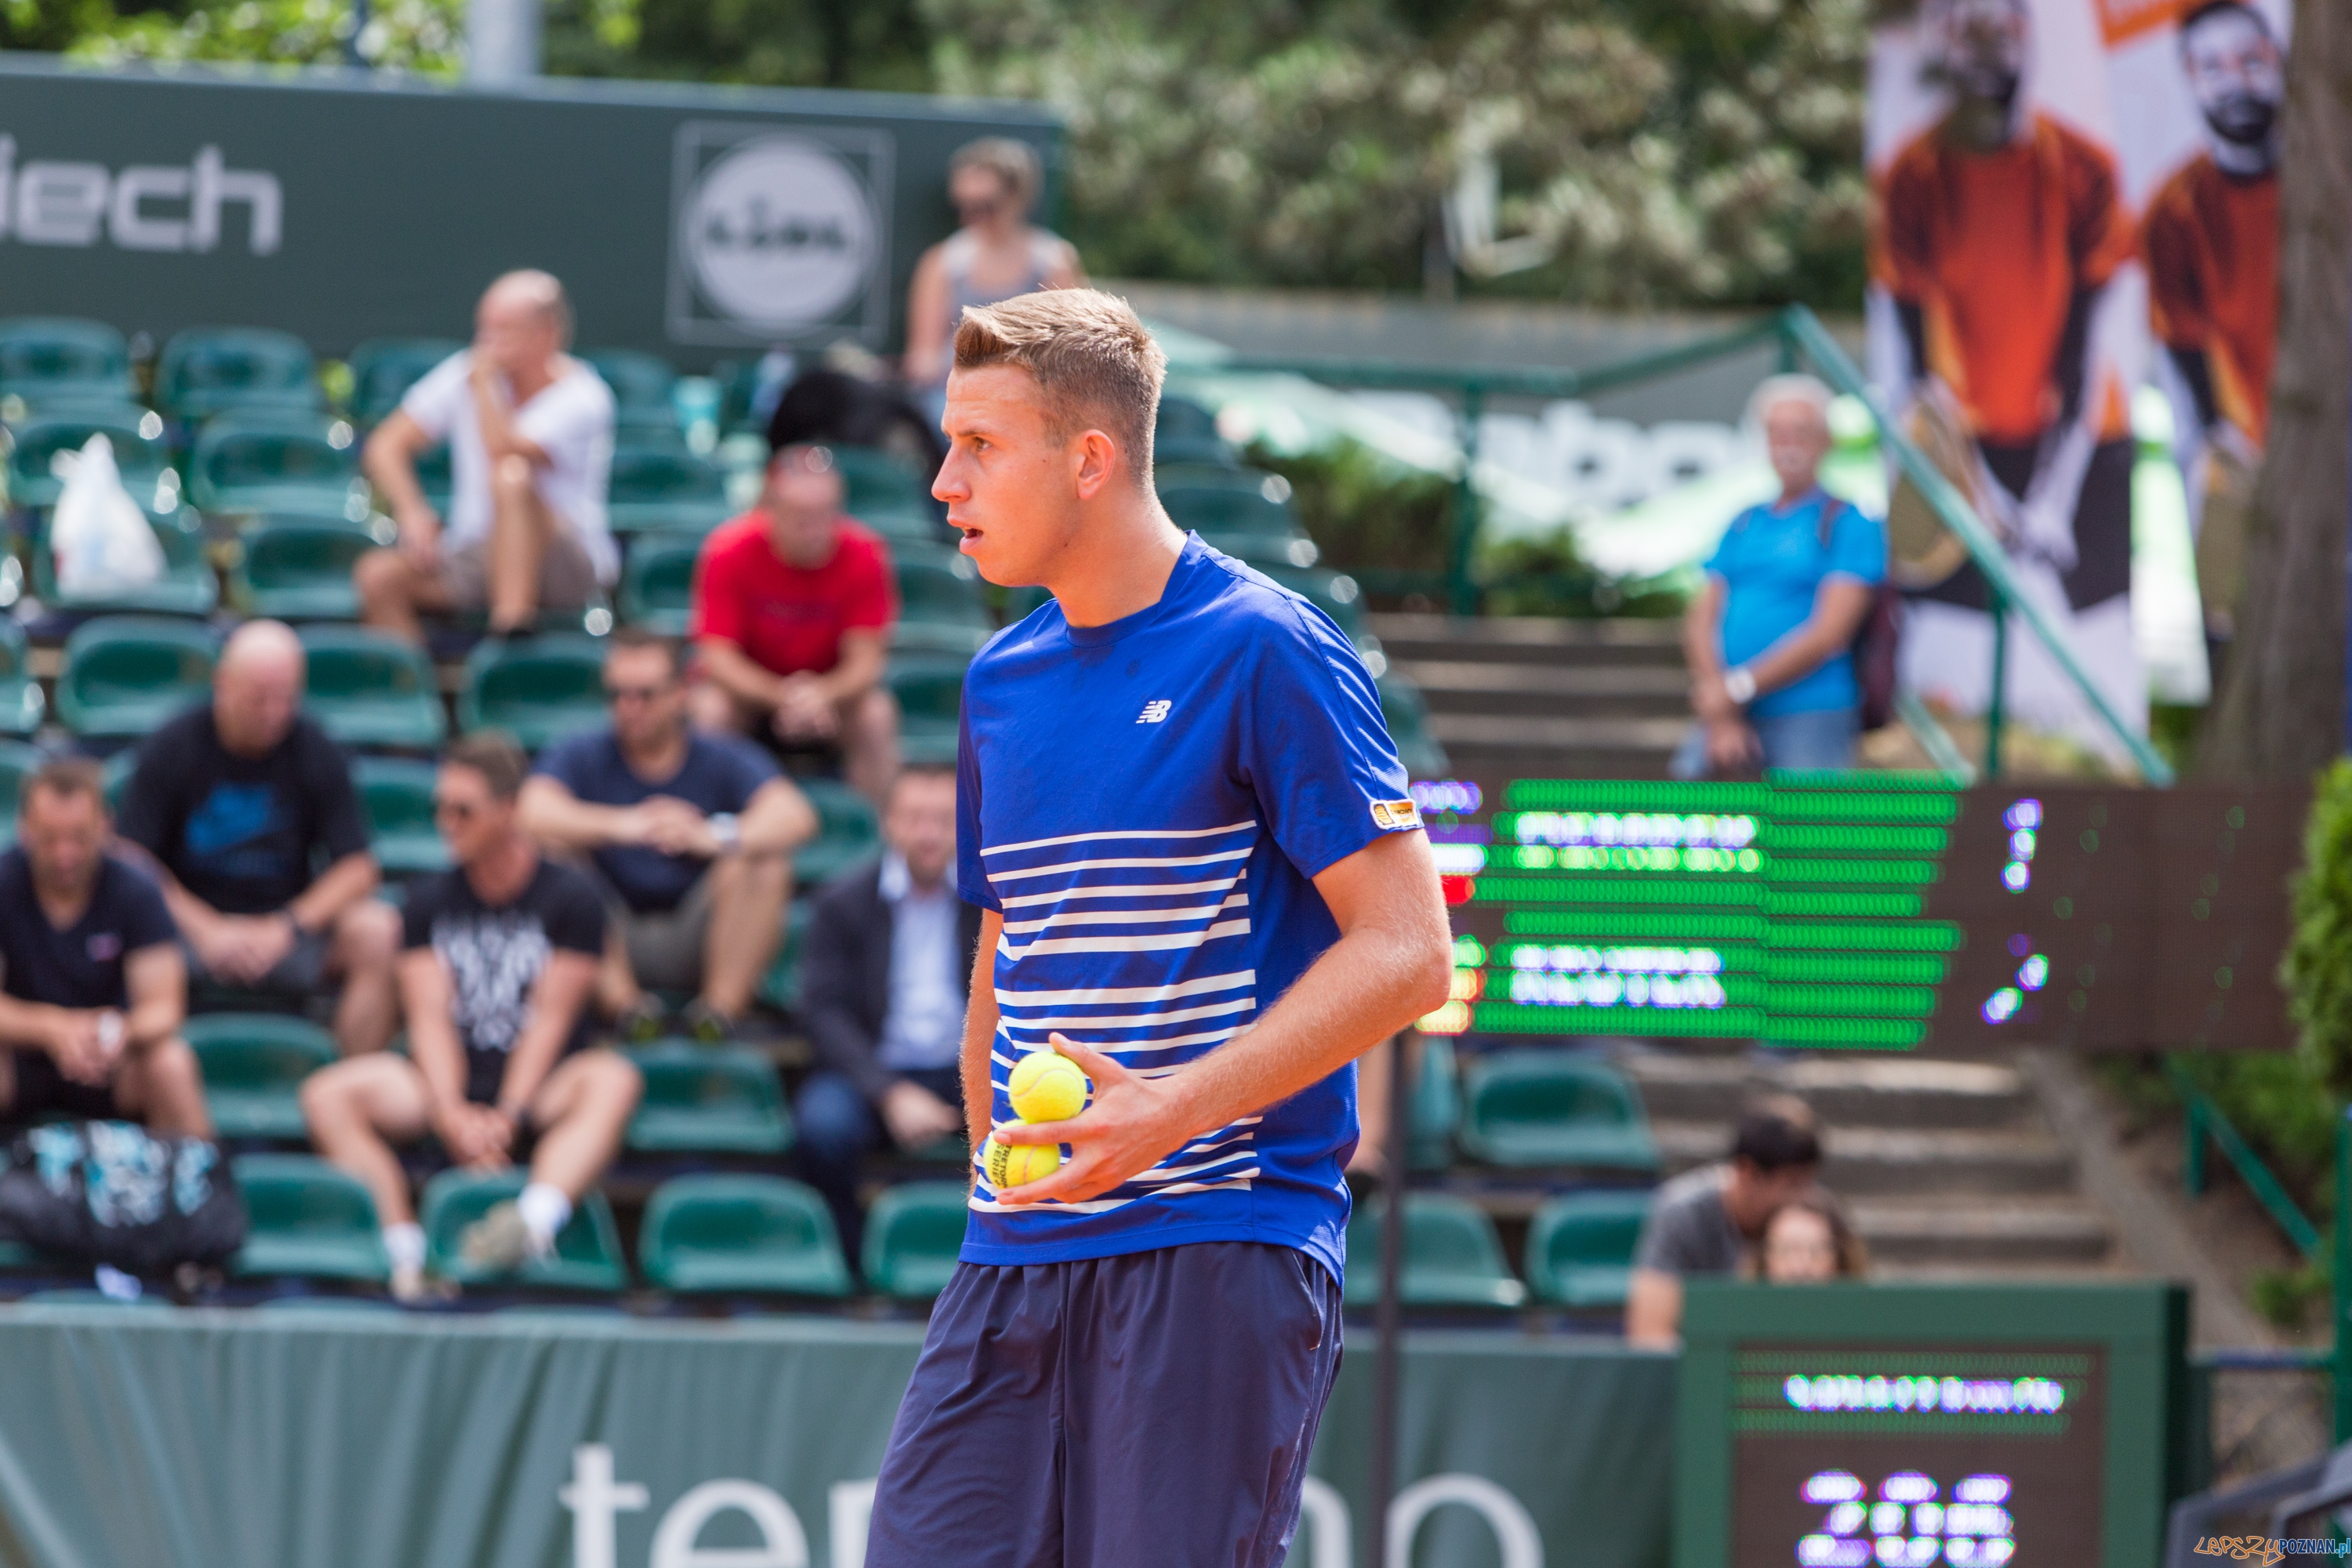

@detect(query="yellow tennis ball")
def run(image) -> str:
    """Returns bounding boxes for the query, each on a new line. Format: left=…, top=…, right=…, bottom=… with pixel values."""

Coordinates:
left=985, top=1134, right=1063, bottom=1189
left=1007, top=1050, right=1090, bottom=1124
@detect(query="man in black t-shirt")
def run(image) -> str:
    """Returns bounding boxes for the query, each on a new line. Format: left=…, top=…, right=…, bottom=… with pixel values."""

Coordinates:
left=116, top=621, right=403, bottom=1057
left=299, top=735, right=641, bottom=1300
left=0, top=760, right=211, bottom=1134
left=521, top=630, right=812, bottom=1041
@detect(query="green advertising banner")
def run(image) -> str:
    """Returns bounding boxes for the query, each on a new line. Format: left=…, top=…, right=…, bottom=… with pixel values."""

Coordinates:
left=0, top=57, right=1058, bottom=361
left=0, top=1308, right=1672, bottom=1568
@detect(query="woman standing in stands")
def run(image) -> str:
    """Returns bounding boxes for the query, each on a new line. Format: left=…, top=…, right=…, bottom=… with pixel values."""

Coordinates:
left=902, top=139, right=1085, bottom=423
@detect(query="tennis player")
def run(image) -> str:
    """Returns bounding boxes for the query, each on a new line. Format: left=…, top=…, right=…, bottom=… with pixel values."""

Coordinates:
left=864, top=288, right=1451, bottom=1566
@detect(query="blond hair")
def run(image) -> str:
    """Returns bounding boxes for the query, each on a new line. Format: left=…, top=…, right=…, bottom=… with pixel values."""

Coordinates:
left=954, top=289, right=1167, bottom=487
left=949, top=137, right=1042, bottom=211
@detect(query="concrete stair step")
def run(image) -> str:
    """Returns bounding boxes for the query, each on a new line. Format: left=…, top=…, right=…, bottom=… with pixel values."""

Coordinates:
left=1618, top=1053, right=2032, bottom=1130
left=1396, top=659, right=1690, bottom=719
left=1369, top=612, right=1686, bottom=670
left=1427, top=712, right=1690, bottom=754
left=1846, top=1197, right=2113, bottom=1265
left=1650, top=1121, right=2076, bottom=1196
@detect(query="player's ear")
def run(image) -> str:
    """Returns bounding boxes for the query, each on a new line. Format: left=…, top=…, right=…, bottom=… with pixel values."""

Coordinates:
left=1071, top=428, right=1121, bottom=502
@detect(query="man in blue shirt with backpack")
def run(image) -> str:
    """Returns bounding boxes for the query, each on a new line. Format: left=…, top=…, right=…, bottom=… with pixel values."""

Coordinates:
left=1676, top=374, right=1889, bottom=777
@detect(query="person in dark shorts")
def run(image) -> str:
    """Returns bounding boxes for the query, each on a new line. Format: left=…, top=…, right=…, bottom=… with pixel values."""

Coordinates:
left=299, top=735, right=640, bottom=1302
left=115, top=620, right=402, bottom=1057
left=519, top=629, right=813, bottom=1040
left=0, top=760, right=210, bottom=1134
left=1624, top=1095, right=1823, bottom=1347
left=865, top=289, right=1453, bottom=1567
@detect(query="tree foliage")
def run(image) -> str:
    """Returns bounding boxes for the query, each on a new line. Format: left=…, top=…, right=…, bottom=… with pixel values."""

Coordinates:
left=2, top=0, right=1868, bottom=307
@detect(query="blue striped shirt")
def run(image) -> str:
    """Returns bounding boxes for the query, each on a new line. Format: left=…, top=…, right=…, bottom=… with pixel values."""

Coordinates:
left=954, top=535, right=1417, bottom=1281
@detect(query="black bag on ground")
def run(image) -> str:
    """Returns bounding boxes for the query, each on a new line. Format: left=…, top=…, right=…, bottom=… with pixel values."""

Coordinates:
left=0, top=1121, right=245, bottom=1272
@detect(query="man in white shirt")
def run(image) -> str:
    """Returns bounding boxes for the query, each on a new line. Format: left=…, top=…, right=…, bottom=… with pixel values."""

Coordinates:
left=793, top=766, right=979, bottom=1260
left=358, top=270, right=618, bottom=641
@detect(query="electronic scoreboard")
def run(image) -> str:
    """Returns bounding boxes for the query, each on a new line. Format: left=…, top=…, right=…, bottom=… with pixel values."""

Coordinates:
left=1673, top=1282, right=2190, bottom=1568
left=1410, top=774, right=2307, bottom=1051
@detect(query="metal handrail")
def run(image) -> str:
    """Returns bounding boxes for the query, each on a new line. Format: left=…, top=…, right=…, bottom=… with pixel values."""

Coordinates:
left=2167, top=1056, right=2321, bottom=1257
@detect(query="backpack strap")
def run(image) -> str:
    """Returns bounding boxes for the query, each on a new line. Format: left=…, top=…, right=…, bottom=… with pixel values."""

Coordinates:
left=1815, top=491, right=1851, bottom=551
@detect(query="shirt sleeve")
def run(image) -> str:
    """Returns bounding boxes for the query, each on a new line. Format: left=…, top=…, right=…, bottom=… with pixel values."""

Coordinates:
left=722, top=737, right=779, bottom=808
left=397, top=351, right=470, bottom=443
left=2140, top=181, right=2211, bottom=351
left=514, top=371, right=615, bottom=455
left=306, top=729, right=372, bottom=866
left=532, top=732, right=590, bottom=792
left=843, top=533, right=898, bottom=633
left=1702, top=511, right=1748, bottom=580
left=544, top=868, right=608, bottom=956
left=114, top=861, right=179, bottom=953
left=1239, top=596, right=1415, bottom=882
left=2063, top=128, right=2135, bottom=291
left=112, top=739, right=175, bottom=865
left=688, top=529, right=748, bottom=648
left=1632, top=1200, right=1696, bottom=1274
left=1824, top=505, right=1888, bottom=586
left=954, top=694, right=996, bottom=910
left=401, top=880, right=439, bottom=949
left=1872, top=145, right=1936, bottom=306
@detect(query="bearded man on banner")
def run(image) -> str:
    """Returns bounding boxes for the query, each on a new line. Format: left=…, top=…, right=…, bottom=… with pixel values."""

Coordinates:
left=1872, top=0, right=2139, bottom=630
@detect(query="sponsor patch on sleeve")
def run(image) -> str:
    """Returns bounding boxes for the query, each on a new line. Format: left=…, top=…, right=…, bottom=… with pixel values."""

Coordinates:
left=1369, top=797, right=1424, bottom=831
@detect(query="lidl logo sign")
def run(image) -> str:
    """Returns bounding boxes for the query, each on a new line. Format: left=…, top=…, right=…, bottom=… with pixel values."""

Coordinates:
left=668, top=124, right=892, bottom=347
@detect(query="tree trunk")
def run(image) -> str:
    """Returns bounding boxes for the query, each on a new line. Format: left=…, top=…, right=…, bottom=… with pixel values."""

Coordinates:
left=2200, top=0, right=2352, bottom=780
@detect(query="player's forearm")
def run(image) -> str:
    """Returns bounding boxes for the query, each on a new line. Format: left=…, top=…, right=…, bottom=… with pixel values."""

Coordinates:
left=1743, top=590, right=1870, bottom=696
left=700, top=641, right=789, bottom=710
left=738, top=782, right=816, bottom=857
left=364, top=428, right=432, bottom=515
left=519, top=782, right=637, bottom=852
left=815, top=636, right=886, bottom=703
left=0, top=997, right=63, bottom=1053
left=1165, top=919, right=1449, bottom=1145
left=289, top=853, right=379, bottom=935
left=959, top=915, right=1004, bottom=1149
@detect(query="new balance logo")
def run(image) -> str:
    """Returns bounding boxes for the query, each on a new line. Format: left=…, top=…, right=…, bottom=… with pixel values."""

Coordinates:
left=1137, top=700, right=1172, bottom=724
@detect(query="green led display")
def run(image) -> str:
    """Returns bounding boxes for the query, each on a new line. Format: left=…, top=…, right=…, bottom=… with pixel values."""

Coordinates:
left=1766, top=858, right=1942, bottom=885
left=1762, top=824, right=1952, bottom=854
left=1767, top=984, right=1938, bottom=1018
left=1769, top=921, right=1962, bottom=952
left=1504, top=911, right=1769, bottom=940
left=1473, top=1003, right=1769, bottom=1036
left=1474, top=877, right=1766, bottom=907
left=1765, top=953, right=1951, bottom=985
left=1765, top=891, right=1925, bottom=919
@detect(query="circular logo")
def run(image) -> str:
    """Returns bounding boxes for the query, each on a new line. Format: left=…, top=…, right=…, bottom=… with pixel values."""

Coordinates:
left=684, top=137, right=877, bottom=330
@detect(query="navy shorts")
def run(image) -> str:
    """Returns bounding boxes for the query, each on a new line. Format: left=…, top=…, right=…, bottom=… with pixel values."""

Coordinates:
left=867, top=1240, right=1345, bottom=1568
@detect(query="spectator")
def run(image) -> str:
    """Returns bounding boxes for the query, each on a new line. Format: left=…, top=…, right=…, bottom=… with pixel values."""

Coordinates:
left=299, top=735, right=641, bottom=1301
left=1754, top=1191, right=1868, bottom=1283
left=115, top=621, right=401, bottom=1057
left=1675, top=376, right=1886, bottom=778
left=794, top=765, right=979, bottom=1257
left=903, top=138, right=1086, bottom=421
left=358, top=270, right=618, bottom=642
left=0, top=760, right=209, bottom=1135
left=689, top=443, right=901, bottom=803
left=520, top=630, right=816, bottom=1040
left=1624, top=1095, right=1823, bottom=1346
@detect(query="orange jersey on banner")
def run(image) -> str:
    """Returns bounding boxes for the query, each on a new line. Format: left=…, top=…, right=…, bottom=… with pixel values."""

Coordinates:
left=2142, top=154, right=2279, bottom=445
left=1874, top=113, right=2137, bottom=445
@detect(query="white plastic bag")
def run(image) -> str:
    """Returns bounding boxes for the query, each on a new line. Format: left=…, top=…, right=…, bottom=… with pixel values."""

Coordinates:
left=49, top=434, right=163, bottom=597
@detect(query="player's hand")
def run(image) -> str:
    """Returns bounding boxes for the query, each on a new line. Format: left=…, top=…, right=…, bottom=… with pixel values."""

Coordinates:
left=638, top=797, right=718, bottom=858
left=993, top=1033, right=1195, bottom=1207
left=395, top=505, right=443, bottom=570
left=1705, top=718, right=1759, bottom=772
left=771, top=677, right=840, bottom=741
left=47, top=1010, right=111, bottom=1086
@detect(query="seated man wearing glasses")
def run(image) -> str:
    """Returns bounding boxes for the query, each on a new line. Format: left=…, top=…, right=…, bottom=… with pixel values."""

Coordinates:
left=520, top=630, right=814, bottom=1041
left=688, top=442, right=902, bottom=804
left=299, top=735, right=641, bottom=1301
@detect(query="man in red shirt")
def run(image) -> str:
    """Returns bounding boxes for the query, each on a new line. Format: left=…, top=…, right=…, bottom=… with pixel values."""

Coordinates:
left=688, top=444, right=901, bottom=803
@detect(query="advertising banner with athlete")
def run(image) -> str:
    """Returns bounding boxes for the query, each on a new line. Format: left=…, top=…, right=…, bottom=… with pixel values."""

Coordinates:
left=1865, top=0, right=2151, bottom=755
left=2100, top=0, right=2288, bottom=652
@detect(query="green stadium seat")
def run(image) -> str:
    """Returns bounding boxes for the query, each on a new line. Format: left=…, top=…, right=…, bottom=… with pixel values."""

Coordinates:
left=231, top=1154, right=388, bottom=1283
left=1378, top=676, right=1449, bottom=780
left=298, top=625, right=448, bottom=750
left=412, top=442, right=453, bottom=511
left=757, top=898, right=817, bottom=1011
left=187, top=410, right=364, bottom=518
left=584, top=348, right=679, bottom=431
left=0, top=622, right=44, bottom=738
left=5, top=403, right=173, bottom=513
left=793, top=779, right=880, bottom=887
left=345, top=338, right=462, bottom=426
left=860, top=1181, right=969, bottom=1301
left=637, top=1174, right=851, bottom=1297
left=101, top=750, right=135, bottom=814
left=1155, top=395, right=1236, bottom=468
left=1341, top=1192, right=1527, bottom=1310
left=1160, top=485, right=1299, bottom=538
left=0, top=740, right=45, bottom=843
left=608, top=440, right=731, bottom=535
left=0, top=317, right=136, bottom=405
left=1199, top=530, right=1321, bottom=571
left=355, top=756, right=448, bottom=876
left=186, top=1014, right=338, bottom=1142
left=419, top=1168, right=628, bottom=1290
left=1408, top=1034, right=1461, bottom=1173
left=833, top=447, right=941, bottom=541
left=0, top=1240, right=42, bottom=1271
left=253, top=1296, right=403, bottom=1315
left=616, top=532, right=700, bottom=636
left=1457, top=1052, right=1660, bottom=1173
left=1524, top=1190, right=1653, bottom=1310
left=56, top=616, right=217, bottom=739
left=155, top=327, right=323, bottom=425
left=895, top=546, right=993, bottom=654
left=34, top=509, right=219, bottom=619
left=622, top=1040, right=793, bottom=1156
left=231, top=515, right=388, bottom=620
left=1258, top=564, right=1365, bottom=640
left=457, top=633, right=608, bottom=750
left=887, top=652, right=967, bottom=768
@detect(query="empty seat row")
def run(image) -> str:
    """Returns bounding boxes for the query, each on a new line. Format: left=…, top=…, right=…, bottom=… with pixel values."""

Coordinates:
left=1401, top=1044, right=1661, bottom=1176
left=1341, top=1189, right=1655, bottom=1312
